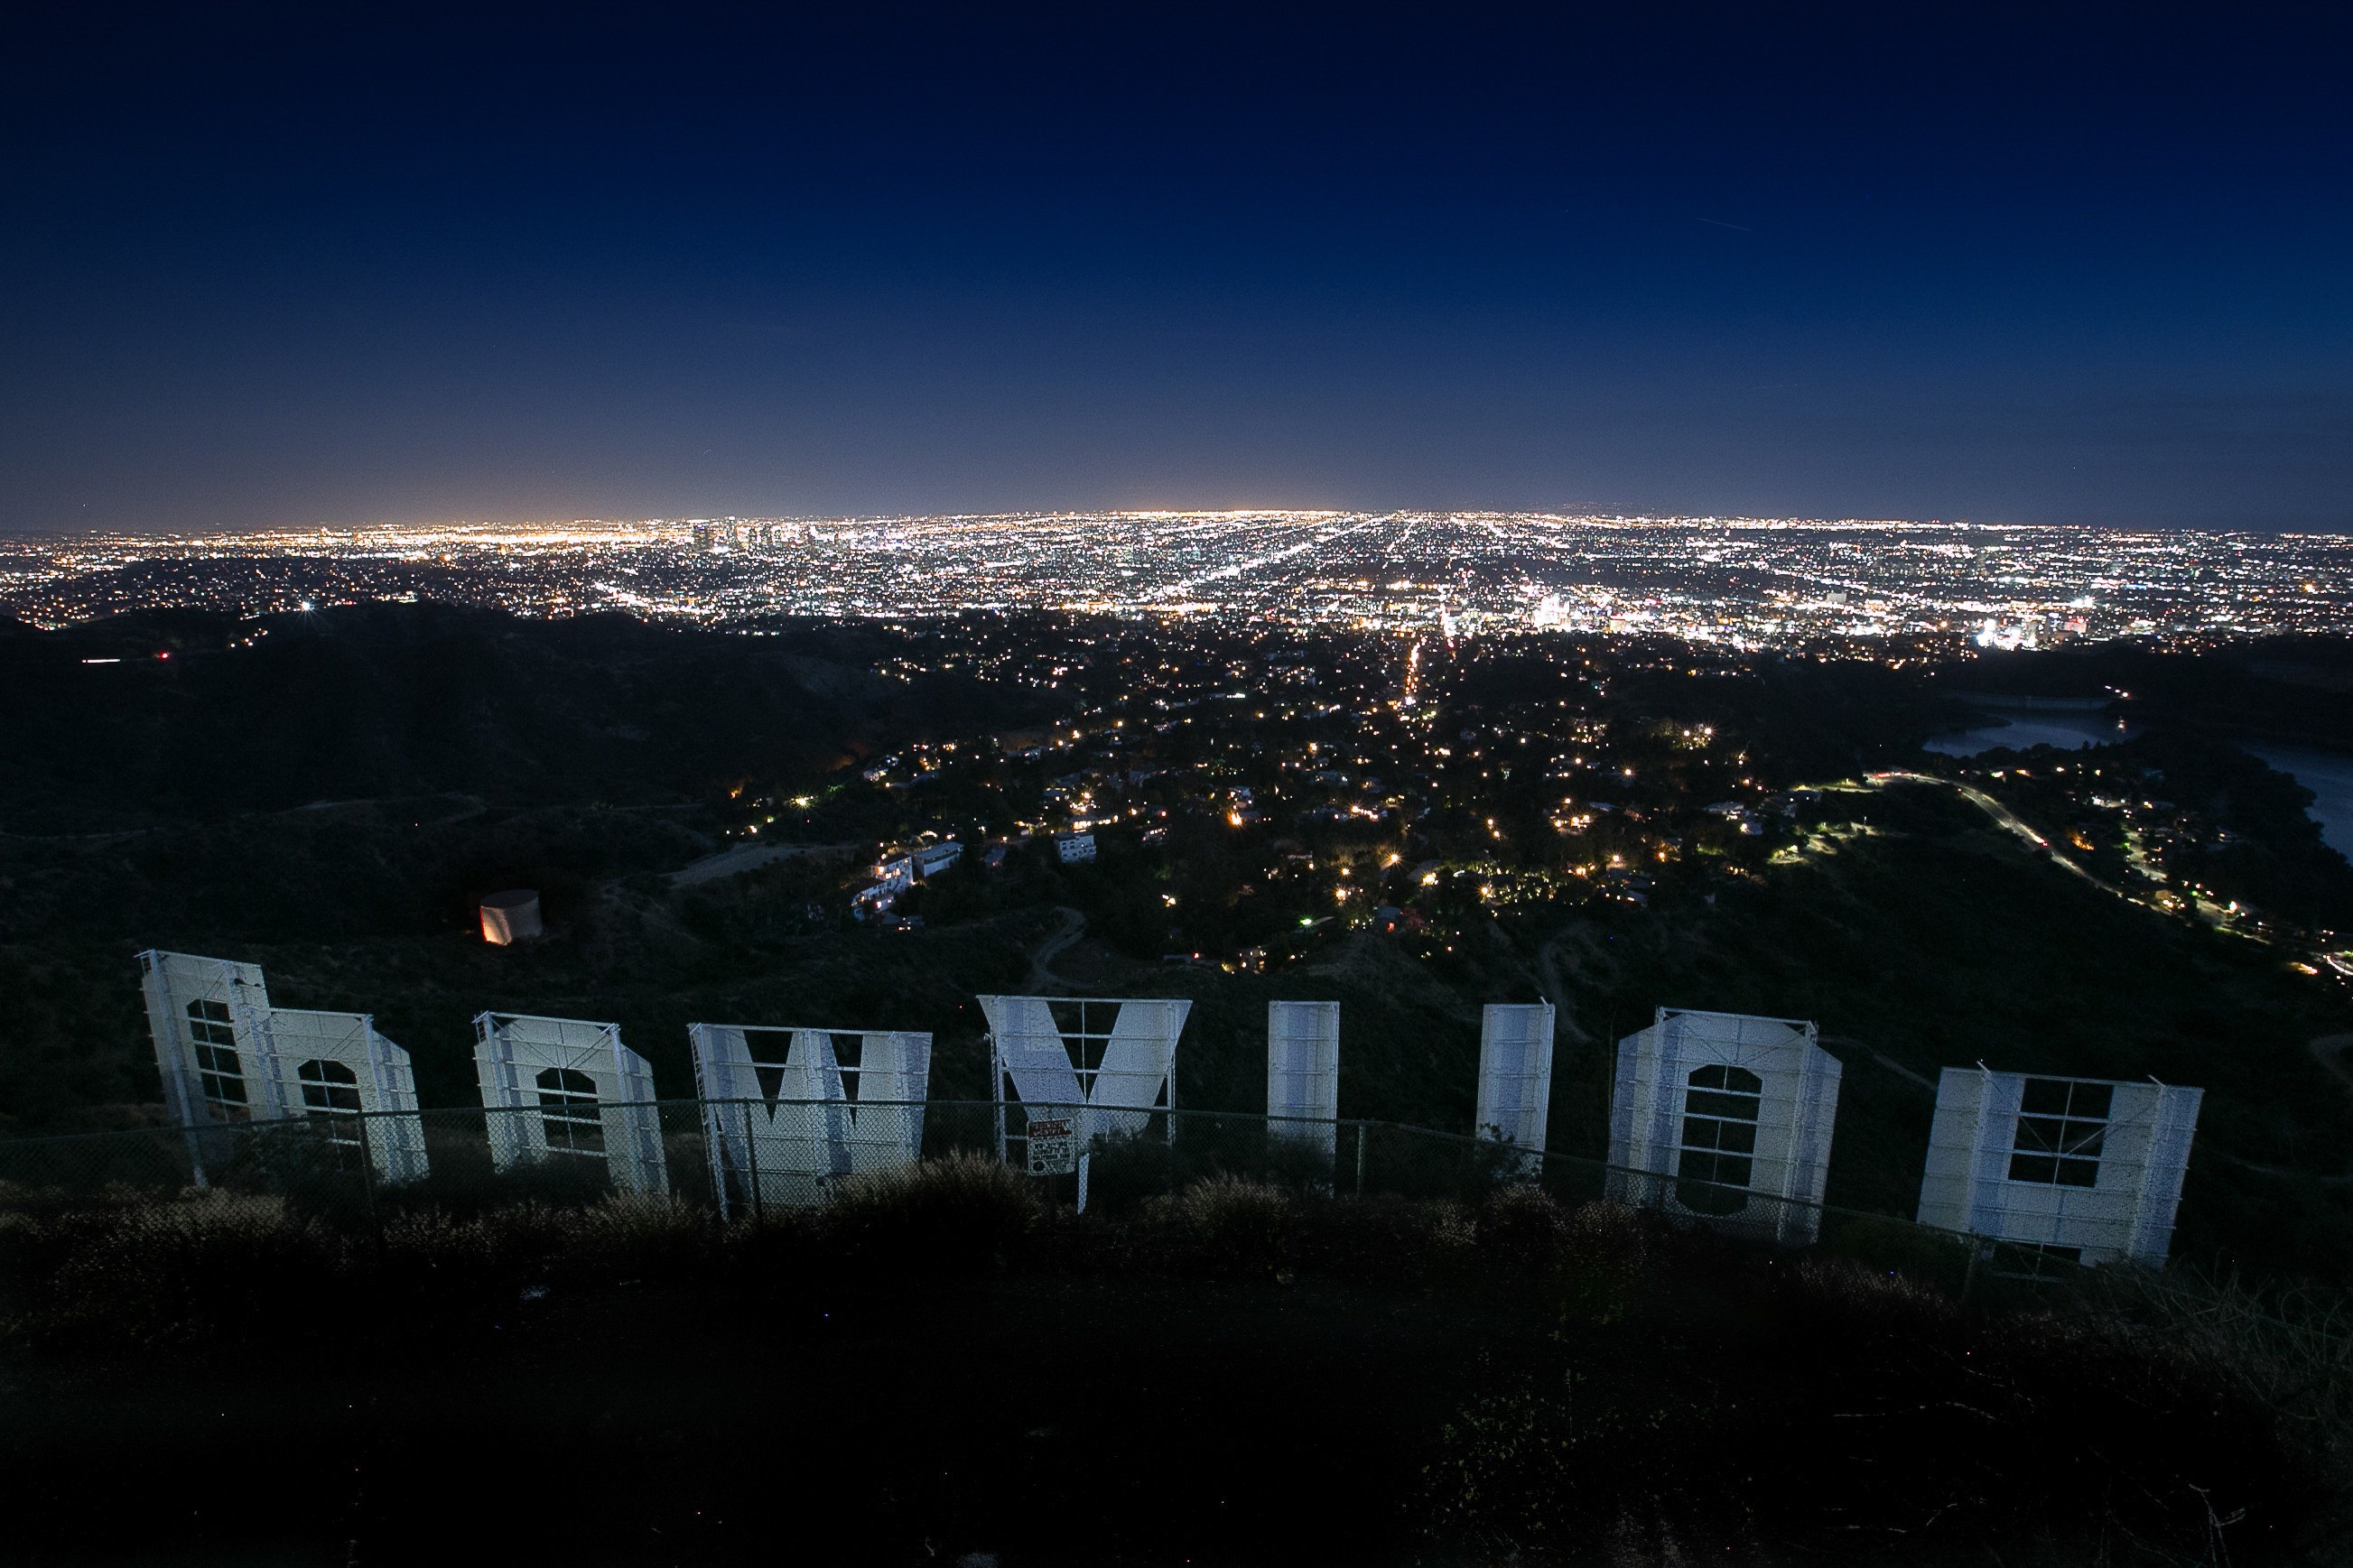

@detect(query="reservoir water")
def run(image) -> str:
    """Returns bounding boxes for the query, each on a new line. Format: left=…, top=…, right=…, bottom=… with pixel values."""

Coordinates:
left=1924, top=706, right=2142, bottom=758
left=1924, top=705, right=2353, bottom=856
left=2245, top=746, right=2353, bottom=855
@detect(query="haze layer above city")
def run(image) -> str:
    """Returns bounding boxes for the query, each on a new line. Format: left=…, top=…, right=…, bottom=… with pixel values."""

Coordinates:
left=6, top=513, right=2347, bottom=653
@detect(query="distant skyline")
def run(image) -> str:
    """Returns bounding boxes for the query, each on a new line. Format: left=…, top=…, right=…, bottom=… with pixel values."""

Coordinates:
left=11, top=512, right=2345, bottom=650
left=3, top=5, right=2349, bottom=533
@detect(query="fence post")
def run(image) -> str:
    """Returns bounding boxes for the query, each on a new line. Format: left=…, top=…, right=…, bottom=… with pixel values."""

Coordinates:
left=989, top=1033, right=1008, bottom=1168
left=354, top=1110, right=384, bottom=1257
left=181, top=1122, right=213, bottom=1192
left=741, top=1100, right=763, bottom=1225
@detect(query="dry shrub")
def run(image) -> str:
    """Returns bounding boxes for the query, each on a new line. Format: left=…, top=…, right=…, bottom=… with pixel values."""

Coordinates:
left=378, top=1206, right=506, bottom=1288
left=386, top=1195, right=716, bottom=1295
left=823, top=1151, right=1040, bottom=1271
left=377, top=1201, right=574, bottom=1301
left=1556, top=1196, right=1653, bottom=1257
left=5, top=1187, right=724, bottom=1345
left=1786, top=1250, right=1959, bottom=1323
left=1474, top=1182, right=1569, bottom=1261
left=1539, top=1202, right=1660, bottom=1327
left=1287, top=1192, right=1476, bottom=1285
left=7, top=1190, right=340, bottom=1347
left=550, top=1192, right=715, bottom=1281
left=1166, top=1175, right=1296, bottom=1276
left=1428, top=1233, right=2327, bottom=1563
left=2084, top=1268, right=2353, bottom=1489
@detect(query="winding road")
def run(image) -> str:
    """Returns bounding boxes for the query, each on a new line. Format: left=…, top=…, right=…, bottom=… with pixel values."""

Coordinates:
left=1867, top=770, right=2118, bottom=894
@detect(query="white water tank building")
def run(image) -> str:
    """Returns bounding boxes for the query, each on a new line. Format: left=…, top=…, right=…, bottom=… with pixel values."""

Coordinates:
left=1915, top=1068, right=2201, bottom=1267
left=479, top=889, right=544, bottom=945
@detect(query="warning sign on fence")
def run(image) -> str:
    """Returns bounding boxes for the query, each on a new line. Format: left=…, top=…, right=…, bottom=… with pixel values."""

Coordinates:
left=1026, top=1116, right=1077, bottom=1175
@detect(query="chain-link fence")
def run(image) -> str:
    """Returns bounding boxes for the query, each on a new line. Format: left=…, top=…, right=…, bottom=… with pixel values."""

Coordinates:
left=0, top=1098, right=2090, bottom=1297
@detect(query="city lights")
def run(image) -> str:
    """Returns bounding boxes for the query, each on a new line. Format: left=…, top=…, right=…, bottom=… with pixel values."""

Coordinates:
left=2, top=512, right=2345, bottom=648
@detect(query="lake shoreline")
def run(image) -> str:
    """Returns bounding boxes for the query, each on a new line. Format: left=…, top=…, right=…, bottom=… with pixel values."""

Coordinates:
left=1925, top=705, right=2353, bottom=854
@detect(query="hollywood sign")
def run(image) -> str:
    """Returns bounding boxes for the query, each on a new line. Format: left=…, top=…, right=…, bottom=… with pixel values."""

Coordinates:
left=136, top=952, right=2202, bottom=1265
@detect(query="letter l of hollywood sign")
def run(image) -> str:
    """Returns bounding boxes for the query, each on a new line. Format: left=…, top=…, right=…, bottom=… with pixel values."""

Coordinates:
left=1267, top=1000, right=1341, bottom=1166
left=1476, top=1003, right=1557, bottom=1173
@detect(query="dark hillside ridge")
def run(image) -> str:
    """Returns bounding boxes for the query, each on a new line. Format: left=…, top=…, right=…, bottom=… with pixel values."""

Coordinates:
left=0, top=603, right=1047, bottom=832
left=1940, top=636, right=2353, bottom=752
left=1448, top=645, right=1981, bottom=780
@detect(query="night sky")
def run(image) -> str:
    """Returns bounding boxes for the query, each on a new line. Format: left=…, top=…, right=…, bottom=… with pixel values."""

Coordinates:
left=4, top=5, right=2348, bottom=533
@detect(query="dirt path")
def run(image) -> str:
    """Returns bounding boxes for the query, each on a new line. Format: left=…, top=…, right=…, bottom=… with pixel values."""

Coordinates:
left=2308, top=1033, right=2353, bottom=1094
left=1819, top=1033, right=1939, bottom=1094
left=666, top=840, right=858, bottom=886
left=1535, top=934, right=1594, bottom=1044
left=1026, top=905, right=1088, bottom=990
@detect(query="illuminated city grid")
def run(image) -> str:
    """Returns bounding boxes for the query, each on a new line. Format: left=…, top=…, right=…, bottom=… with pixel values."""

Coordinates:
left=3, top=512, right=2348, bottom=649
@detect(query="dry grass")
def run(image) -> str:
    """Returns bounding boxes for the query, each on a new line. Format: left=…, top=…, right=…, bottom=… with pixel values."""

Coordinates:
left=2090, top=1269, right=2353, bottom=1493
left=5, top=1162, right=2350, bottom=1566
left=5, top=1164, right=2348, bottom=1559
left=0, top=1189, right=337, bottom=1346
left=820, top=1149, right=1041, bottom=1270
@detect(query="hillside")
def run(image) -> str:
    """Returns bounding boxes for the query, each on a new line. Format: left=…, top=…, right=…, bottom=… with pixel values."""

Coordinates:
left=3, top=608, right=2353, bottom=1291
left=7, top=779, right=2352, bottom=1286
left=1945, top=637, right=2353, bottom=753
left=0, top=603, right=1043, bottom=830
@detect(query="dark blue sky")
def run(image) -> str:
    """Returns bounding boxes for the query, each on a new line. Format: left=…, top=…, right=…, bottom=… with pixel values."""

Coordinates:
left=4, top=4, right=2348, bottom=533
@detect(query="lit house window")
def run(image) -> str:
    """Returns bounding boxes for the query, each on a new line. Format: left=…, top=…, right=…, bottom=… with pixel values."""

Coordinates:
left=299, top=1059, right=363, bottom=1146
left=2009, top=1078, right=2109, bottom=1187
left=187, top=999, right=249, bottom=1120
left=536, top=1068, right=604, bottom=1156
left=1677, top=1064, right=1761, bottom=1214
